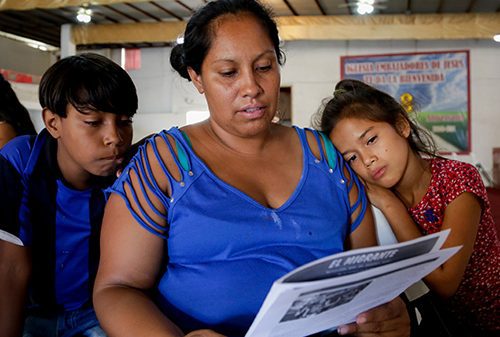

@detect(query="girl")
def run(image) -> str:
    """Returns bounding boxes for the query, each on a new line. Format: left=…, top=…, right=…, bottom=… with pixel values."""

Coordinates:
left=317, top=79, right=499, bottom=336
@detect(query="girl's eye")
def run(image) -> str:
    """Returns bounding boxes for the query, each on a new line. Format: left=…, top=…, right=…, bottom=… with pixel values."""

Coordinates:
left=346, top=154, right=357, bottom=163
left=367, top=136, right=377, bottom=145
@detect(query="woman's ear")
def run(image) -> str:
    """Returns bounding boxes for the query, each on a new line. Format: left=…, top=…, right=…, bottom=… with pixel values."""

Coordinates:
left=187, top=67, right=204, bottom=94
left=43, top=108, right=61, bottom=139
left=396, top=117, right=411, bottom=138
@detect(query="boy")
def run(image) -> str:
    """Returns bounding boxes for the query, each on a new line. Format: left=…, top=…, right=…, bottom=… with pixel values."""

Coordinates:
left=0, top=53, right=137, bottom=337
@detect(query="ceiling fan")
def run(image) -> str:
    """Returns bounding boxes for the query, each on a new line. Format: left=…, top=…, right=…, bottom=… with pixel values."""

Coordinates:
left=338, top=0, right=388, bottom=15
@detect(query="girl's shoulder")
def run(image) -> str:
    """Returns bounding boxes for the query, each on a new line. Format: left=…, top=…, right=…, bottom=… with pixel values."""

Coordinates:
left=431, top=157, right=479, bottom=180
left=430, top=157, right=486, bottom=202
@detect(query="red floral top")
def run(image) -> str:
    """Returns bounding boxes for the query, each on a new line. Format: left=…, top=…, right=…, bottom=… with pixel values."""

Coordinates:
left=408, top=158, right=500, bottom=331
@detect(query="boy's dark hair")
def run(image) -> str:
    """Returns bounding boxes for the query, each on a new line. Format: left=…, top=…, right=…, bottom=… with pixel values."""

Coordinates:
left=39, top=53, right=138, bottom=118
left=0, top=74, right=37, bottom=136
left=170, top=0, right=284, bottom=80
left=314, top=79, right=437, bottom=158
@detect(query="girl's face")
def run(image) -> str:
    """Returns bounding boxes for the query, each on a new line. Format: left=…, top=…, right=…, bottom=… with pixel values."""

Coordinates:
left=329, top=117, right=411, bottom=189
left=187, top=13, right=280, bottom=138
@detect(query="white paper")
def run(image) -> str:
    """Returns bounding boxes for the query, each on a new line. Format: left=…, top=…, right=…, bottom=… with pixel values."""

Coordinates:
left=0, top=229, right=23, bottom=246
left=246, top=230, right=458, bottom=337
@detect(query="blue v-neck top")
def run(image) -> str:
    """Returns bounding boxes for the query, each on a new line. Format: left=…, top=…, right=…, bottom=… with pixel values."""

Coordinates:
left=109, top=126, right=367, bottom=336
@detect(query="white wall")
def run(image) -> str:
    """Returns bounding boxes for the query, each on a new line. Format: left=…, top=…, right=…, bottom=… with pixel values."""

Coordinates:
left=0, top=36, right=54, bottom=75
left=125, top=39, right=499, bottom=183
left=3, top=36, right=499, bottom=182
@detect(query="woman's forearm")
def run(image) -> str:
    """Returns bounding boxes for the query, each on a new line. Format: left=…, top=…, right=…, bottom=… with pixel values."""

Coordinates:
left=94, top=285, right=184, bottom=337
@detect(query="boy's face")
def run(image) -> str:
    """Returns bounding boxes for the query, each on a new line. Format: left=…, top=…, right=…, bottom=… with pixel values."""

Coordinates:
left=49, top=104, right=133, bottom=187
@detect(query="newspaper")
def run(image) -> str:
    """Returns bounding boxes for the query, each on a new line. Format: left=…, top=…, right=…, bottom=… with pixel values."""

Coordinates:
left=245, top=230, right=459, bottom=337
left=0, top=229, right=23, bottom=246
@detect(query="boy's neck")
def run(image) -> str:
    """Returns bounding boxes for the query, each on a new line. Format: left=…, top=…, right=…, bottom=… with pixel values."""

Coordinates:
left=55, top=144, right=106, bottom=191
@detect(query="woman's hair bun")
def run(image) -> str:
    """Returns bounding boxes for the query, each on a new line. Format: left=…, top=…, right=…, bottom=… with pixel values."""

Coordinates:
left=170, top=43, right=191, bottom=81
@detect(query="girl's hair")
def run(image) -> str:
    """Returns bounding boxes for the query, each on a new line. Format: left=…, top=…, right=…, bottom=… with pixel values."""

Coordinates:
left=39, top=53, right=138, bottom=118
left=0, top=74, right=37, bottom=136
left=170, top=0, right=284, bottom=80
left=314, top=79, right=437, bottom=157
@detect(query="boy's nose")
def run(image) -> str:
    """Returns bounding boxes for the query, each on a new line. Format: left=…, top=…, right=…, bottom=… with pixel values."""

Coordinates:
left=104, top=125, right=123, bottom=146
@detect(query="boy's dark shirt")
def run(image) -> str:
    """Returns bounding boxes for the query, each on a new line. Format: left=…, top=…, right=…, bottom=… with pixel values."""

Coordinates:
left=0, top=129, right=113, bottom=312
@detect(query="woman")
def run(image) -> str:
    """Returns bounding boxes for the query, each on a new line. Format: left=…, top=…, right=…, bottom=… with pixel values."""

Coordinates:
left=0, top=74, right=36, bottom=147
left=93, top=1, right=411, bottom=336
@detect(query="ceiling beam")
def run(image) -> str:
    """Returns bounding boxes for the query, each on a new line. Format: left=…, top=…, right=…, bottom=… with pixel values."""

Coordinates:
left=70, top=12, right=500, bottom=45
left=0, top=0, right=150, bottom=11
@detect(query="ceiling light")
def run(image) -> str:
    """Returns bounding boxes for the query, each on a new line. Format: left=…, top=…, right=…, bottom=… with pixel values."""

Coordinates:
left=76, top=7, right=92, bottom=23
left=494, top=34, right=500, bottom=42
left=357, top=3, right=374, bottom=15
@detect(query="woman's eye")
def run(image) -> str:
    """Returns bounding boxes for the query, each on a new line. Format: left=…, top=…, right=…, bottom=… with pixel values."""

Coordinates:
left=256, top=64, right=272, bottom=72
left=347, top=155, right=357, bottom=163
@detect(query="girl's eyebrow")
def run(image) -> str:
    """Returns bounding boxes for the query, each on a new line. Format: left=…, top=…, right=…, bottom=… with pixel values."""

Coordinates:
left=340, top=126, right=375, bottom=156
left=359, top=126, right=374, bottom=140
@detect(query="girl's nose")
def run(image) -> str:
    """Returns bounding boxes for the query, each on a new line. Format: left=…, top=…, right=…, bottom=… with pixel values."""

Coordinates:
left=364, top=156, right=376, bottom=167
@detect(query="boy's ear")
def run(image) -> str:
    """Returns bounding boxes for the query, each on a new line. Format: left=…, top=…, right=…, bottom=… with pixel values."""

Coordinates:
left=187, top=67, right=204, bottom=94
left=43, top=108, right=62, bottom=139
left=396, top=117, right=411, bottom=138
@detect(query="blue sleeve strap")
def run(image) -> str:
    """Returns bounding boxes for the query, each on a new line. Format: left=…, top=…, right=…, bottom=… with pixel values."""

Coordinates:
left=318, top=132, right=337, bottom=170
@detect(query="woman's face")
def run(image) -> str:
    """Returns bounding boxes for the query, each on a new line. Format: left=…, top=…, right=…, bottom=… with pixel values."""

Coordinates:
left=188, top=13, right=281, bottom=138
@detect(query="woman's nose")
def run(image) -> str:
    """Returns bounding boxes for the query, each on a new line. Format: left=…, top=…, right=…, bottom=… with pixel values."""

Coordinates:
left=241, top=70, right=262, bottom=98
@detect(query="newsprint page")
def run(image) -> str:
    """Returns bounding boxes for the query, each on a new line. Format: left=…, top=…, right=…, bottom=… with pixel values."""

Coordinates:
left=246, top=230, right=459, bottom=337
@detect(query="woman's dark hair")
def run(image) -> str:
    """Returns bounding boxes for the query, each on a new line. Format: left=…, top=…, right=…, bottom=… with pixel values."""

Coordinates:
left=170, top=0, right=284, bottom=80
left=39, top=53, right=138, bottom=118
left=314, top=79, right=437, bottom=157
left=0, top=74, right=36, bottom=136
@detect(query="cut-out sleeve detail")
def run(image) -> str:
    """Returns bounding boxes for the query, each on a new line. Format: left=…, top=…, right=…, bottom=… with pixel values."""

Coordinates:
left=316, top=131, right=367, bottom=232
left=107, top=131, right=186, bottom=239
left=340, top=156, right=367, bottom=231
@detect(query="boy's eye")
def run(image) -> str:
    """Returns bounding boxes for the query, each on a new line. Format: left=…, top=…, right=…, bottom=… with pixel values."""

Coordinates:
left=220, top=70, right=236, bottom=77
left=119, top=118, right=133, bottom=126
left=84, top=121, right=100, bottom=127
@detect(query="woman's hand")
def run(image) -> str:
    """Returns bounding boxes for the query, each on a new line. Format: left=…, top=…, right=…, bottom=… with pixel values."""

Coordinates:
left=337, top=297, right=411, bottom=337
left=185, top=329, right=226, bottom=337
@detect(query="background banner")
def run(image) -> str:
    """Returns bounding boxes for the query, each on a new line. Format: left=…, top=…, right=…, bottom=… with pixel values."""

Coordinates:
left=340, top=50, right=470, bottom=154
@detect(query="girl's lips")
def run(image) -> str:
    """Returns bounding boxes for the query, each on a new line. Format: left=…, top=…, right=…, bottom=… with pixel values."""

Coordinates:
left=371, top=166, right=386, bottom=180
